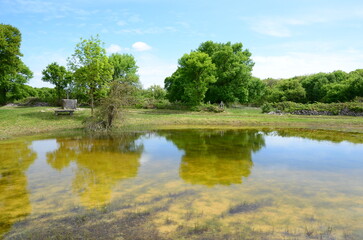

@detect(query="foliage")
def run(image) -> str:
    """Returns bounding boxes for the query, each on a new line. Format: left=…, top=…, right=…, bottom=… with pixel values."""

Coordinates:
left=108, top=53, right=140, bottom=87
left=192, top=103, right=225, bottom=113
left=144, top=85, right=166, bottom=100
left=266, top=79, right=306, bottom=102
left=84, top=82, right=137, bottom=130
left=248, top=77, right=266, bottom=105
left=165, top=41, right=255, bottom=106
left=273, top=101, right=363, bottom=115
left=68, top=35, right=113, bottom=115
left=261, top=103, right=274, bottom=113
left=264, top=69, right=363, bottom=104
left=0, top=24, right=32, bottom=105
left=165, top=51, right=216, bottom=106
left=198, top=41, right=254, bottom=104
left=134, top=85, right=168, bottom=109
left=42, top=62, right=72, bottom=102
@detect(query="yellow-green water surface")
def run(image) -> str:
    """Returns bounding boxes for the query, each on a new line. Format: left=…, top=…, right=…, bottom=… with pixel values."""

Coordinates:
left=1, top=129, right=363, bottom=239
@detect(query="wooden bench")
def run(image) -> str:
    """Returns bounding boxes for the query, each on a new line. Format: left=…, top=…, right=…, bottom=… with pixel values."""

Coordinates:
left=54, top=109, right=75, bottom=116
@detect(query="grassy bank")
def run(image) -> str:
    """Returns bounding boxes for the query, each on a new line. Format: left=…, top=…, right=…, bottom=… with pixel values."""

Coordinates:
left=1, top=106, right=363, bottom=139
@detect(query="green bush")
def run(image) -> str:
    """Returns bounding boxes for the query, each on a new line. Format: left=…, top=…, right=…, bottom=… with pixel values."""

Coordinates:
left=273, top=101, right=363, bottom=115
left=192, top=103, right=224, bottom=113
left=261, top=103, right=274, bottom=113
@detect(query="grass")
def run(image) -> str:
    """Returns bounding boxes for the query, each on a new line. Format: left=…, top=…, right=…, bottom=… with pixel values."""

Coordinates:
left=1, top=105, right=363, bottom=139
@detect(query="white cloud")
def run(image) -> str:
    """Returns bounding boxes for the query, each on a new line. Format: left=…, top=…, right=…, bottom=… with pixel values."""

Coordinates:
left=252, top=50, right=363, bottom=79
left=132, top=42, right=152, bottom=52
left=106, top=44, right=122, bottom=54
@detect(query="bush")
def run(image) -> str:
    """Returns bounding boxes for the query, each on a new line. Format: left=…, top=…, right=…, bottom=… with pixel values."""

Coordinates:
left=273, top=101, right=363, bottom=115
left=192, top=103, right=225, bottom=113
left=261, top=103, right=274, bottom=113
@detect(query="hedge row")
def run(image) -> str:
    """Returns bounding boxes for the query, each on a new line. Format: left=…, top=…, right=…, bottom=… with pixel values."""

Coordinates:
left=262, top=101, right=363, bottom=116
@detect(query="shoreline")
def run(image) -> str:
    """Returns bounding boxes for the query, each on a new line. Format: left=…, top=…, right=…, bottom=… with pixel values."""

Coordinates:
left=1, top=106, right=363, bottom=140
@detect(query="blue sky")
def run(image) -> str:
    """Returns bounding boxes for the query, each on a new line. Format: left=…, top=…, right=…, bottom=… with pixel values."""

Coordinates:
left=1, top=0, right=363, bottom=88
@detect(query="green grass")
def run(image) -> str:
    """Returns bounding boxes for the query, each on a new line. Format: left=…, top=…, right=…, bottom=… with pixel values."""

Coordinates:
left=1, top=106, right=363, bottom=139
left=0, top=106, right=90, bottom=139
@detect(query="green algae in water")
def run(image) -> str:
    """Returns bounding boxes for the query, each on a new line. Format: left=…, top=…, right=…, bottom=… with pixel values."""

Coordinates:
left=0, top=129, right=363, bottom=239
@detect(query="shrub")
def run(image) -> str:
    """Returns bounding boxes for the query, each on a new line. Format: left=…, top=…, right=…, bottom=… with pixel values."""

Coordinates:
left=192, top=103, right=224, bottom=113
left=261, top=103, right=274, bottom=113
left=273, top=101, right=363, bottom=115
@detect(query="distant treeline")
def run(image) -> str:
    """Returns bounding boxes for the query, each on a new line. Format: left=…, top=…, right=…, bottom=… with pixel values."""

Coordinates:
left=164, top=41, right=363, bottom=107
left=263, top=69, right=363, bottom=104
left=1, top=23, right=362, bottom=110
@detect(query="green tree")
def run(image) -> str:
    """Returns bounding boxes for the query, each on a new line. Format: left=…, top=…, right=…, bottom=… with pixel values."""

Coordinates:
left=165, top=52, right=216, bottom=106
left=0, top=24, right=32, bottom=105
left=108, top=53, right=140, bottom=87
left=165, top=70, right=184, bottom=102
left=68, top=36, right=113, bottom=115
left=345, top=69, right=363, bottom=100
left=247, top=77, right=266, bottom=104
left=198, top=41, right=254, bottom=103
left=301, top=71, right=347, bottom=103
left=42, top=62, right=71, bottom=102
left=322, top=83, right=348, bottom=102
left=267, top=79, right=306, bottom=102
left=145, top=85, right=166, bottom=100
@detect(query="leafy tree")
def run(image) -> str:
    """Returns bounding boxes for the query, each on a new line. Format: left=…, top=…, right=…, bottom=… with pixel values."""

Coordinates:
left=322, top=83, right=348, bottom=103
left=198, top=41, right=254, bottom=103
left=267, top=79, right=306, bottom=102
left=165, top=52, right=216, bottom=106
left=84, top=82, right=137, bottom=130
left=247, top=77, right=266, bottom=104
left=145, top=85, right=166, bottom=100
left=0, top=24, right=32, bottom=105
left=301, top=71, right=347, bottom=103
left=345, top=69, right=363, bottom=100
left=68, top=36, right=113, bottom=115
left=165, top=70, right=184, bottom=102
left=42, top=62, right=72, bottom=102
left=108, top=53, right=140, bottom=87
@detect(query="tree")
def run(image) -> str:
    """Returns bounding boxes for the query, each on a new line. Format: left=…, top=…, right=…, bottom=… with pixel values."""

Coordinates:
left=267, top=79, right=306, bottom=102
left=345, top=69, right=363, bottom=100
left=0, top=24, right=32, bottom=105
left=42, top=62, right=71, bottom=102
left=247, top=77, right=266, bottom=104
left=165, top=52, right=216, bottom=106
left=68, top=36, right=113, bottom=115
left=145, top=85, right=166, bottom=100
left=108, top=53, right=140, bottom=87
left=198, top=41, right=254, bottom=103
left=84, top=82, right=137, bottom=130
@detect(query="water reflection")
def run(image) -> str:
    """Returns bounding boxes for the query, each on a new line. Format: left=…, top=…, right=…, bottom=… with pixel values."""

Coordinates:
left=0, top=141, right=36, bottom=237
left=46, top=133, right=143, bottom=208
left=1, top=129, right=363, bottom=239
left=161, top=130, right=265, bottom=186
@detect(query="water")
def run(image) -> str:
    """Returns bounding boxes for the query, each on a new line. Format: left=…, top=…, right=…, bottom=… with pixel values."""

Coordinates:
left=1, top=129, right=363, bottom=239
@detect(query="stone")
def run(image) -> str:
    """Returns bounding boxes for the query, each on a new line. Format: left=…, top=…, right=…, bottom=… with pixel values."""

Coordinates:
left=62, top=99, right=77, bottom=109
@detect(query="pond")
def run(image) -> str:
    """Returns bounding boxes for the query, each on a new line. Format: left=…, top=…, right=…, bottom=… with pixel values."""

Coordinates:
left=1, top=129, right=363, bottom=239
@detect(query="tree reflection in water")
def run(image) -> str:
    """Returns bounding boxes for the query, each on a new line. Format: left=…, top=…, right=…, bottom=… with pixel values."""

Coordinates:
left=0, top=141, right=36, bottom=237
left=162, top=130, right=265, bottom=186
left=46, top=133, right=143, bottom=208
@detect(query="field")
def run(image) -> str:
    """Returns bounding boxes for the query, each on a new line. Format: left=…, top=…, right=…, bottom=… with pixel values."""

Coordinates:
left=1, top=106, right=363, bottom=139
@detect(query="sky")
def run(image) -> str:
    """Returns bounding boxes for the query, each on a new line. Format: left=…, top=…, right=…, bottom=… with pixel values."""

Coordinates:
left=1, top=0, right=363, bottom=88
